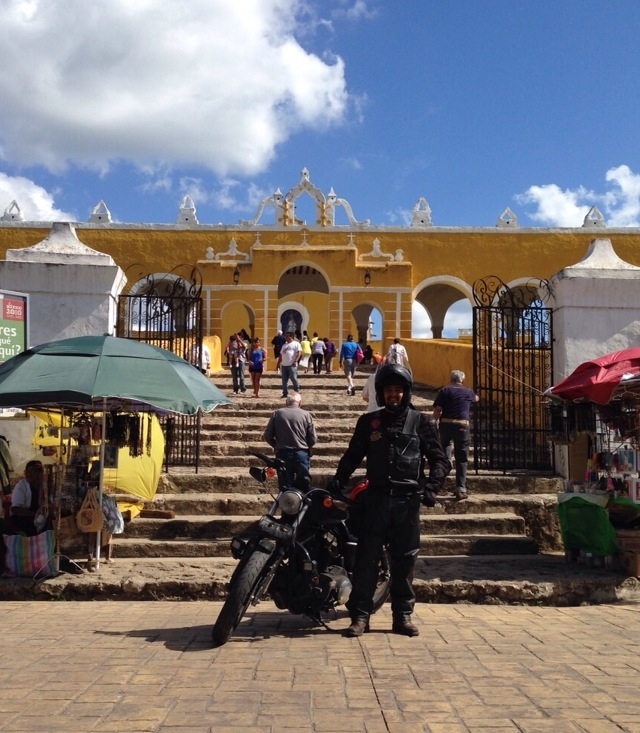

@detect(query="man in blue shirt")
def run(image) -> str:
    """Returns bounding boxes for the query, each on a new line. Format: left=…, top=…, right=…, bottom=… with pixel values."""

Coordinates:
left=432, top=370, right=479, bottom=499
left=338, top=334, right=359, bottom=396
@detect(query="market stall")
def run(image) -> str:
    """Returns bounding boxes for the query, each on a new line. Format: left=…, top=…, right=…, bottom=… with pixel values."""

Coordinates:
left=0, top=335, right=231, bottom=577
left=546, top=347, right=640, bottom=573
left=31, top=409, right=165, bottom=567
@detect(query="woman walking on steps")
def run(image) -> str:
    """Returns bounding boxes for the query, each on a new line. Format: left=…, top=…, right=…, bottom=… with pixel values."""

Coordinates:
left=248, top=338, right=267, bottom=397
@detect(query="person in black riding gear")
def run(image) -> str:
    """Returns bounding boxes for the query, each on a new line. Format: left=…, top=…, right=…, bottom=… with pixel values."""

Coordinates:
left=329, top=364, right=449, bottom=638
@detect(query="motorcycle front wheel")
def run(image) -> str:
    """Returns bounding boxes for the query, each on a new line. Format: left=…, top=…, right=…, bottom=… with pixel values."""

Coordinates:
left=212, top=548, right=272, bottom=647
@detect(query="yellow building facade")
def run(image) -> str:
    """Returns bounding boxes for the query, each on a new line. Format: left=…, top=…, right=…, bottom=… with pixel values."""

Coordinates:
left=2, top=169, right=640, bottom=359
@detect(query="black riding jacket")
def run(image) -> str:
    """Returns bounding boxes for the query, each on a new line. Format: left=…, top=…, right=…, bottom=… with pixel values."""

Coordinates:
left=335, top=407, right=449, bottom=492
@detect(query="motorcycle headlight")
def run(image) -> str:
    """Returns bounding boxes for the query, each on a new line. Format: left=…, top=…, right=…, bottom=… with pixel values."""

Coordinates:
left=278, top=490, right=303, bottom=515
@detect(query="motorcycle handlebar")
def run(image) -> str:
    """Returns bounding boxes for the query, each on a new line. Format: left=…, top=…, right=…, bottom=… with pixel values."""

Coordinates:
left=250, top=451, right=286, bottom=471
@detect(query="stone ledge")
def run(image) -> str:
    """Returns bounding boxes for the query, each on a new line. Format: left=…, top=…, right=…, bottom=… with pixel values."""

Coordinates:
left=1, top=554, right=638, bottom=606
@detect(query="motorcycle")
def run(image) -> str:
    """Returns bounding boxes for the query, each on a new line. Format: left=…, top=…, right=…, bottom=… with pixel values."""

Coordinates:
left=211, top=451, right=391, bottom=646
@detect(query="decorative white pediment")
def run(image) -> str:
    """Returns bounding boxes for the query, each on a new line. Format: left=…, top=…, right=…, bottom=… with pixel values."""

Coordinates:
left=89, top=200, right=112, bottom=223
left=213, top=237, right=250, bottom=263
left=1, top=200, right=24, bottom=222
left=411, top=198, right=432, bottom=227
left=324, top=183, right=370, bottom=227
left=496, top=207, right=518, bottom=228
left=583, top=206, right=605, bottom=228
left=239, top=188, right=286, bottom=226
left=239, top=168, right=369, bottom=227
left=358, top=237, right=394, bottom=263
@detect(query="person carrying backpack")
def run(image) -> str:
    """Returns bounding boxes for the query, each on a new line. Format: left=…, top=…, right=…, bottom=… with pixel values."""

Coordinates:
left=386, top=337, right=410, bottom=370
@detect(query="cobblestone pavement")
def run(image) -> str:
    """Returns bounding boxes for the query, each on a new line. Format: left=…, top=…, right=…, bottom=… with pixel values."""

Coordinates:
left=2, top=600, right=640, bottom=732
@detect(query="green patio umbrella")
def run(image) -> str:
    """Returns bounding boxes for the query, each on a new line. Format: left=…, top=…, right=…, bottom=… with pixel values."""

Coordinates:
left=0, top=334, right=232, bottom=570
left=0, top=334, right=231, bottom=414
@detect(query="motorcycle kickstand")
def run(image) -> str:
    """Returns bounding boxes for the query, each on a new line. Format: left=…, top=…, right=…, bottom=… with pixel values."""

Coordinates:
left=306, top=612, right=344, bottom=633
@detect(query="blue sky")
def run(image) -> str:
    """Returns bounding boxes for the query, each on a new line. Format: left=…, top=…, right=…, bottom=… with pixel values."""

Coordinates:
left=1, top=1, right=640, bottom=335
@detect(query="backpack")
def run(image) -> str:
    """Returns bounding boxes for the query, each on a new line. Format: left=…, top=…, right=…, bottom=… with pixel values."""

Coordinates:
left=387, top=345, right=400, bottom=365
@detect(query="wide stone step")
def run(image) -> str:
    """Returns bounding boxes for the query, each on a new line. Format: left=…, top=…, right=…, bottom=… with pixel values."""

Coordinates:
left=199, top=442, right=351, bottom=458
left=207, top=405, right=368, bottom=419
left=109, top=533, right=538, bottom=559
left=156, top=472, right=563, bottom=496
left=149, top=491, right=558, bottom=517
left=4, top=554, right=633, bottom=605
left=121, top=512, right=526, bottom=540
left=199, top=430, right=358, bottom=443
left=197, top=453, right=343, bottom=468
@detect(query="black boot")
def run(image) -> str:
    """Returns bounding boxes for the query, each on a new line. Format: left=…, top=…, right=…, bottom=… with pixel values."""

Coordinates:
left=343, top=617, right=370, bottom=637
left=392, top=615, right=419, bottom=637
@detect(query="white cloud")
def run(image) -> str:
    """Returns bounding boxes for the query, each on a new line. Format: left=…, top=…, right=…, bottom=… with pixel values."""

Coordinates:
left=332, top=0, right=379, bottom=21
left=603, top=165, right=640, bottom=226
left=515, top=184, right=593, bottom=227
left=0, top=0, right=350, bottom=177
left=385, top=207, right=412, bottom=226
left=412, top=300, right=472, bottom=339
left=516, top=165, right=640, bottom=227
left=0, top=172, right=75, bottom=221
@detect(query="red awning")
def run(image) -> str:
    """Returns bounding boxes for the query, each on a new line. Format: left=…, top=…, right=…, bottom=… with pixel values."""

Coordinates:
left=547, top=347, right=640, bottom=404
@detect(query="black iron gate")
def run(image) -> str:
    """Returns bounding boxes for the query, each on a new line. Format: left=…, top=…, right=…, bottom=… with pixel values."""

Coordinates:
left=472, top=276, right=554, bottom=473
left=117, top=268, right=204, bottom=470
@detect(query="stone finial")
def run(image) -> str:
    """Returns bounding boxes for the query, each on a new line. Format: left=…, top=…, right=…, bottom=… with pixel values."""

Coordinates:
left=89, top=200, right=112, bottom=223
left=411, top=198, right=432, bottom=227
left=583, top=206, right=605, bottom=228
left=1, top=200, right=24, bottom=222
left=496, top=207, right=518, bottom=228
left=177, top=195, right=198, bottom=227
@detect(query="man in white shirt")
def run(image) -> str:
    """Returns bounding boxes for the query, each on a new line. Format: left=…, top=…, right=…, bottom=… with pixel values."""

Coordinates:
left=190, top=343, right=211, bottom=376
left=277, top=331, right=302, bottom=398
left=386, top=338, right=410, bottom=370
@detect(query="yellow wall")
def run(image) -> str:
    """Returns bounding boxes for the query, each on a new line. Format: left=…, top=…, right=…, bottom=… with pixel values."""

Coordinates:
left=407, top=339, right=474, bottom=390
left=3, top=224, right=640, bottom=351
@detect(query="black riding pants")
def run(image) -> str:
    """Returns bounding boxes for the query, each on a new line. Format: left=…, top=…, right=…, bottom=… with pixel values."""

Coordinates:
left=346, top=490, right=421, bottom=620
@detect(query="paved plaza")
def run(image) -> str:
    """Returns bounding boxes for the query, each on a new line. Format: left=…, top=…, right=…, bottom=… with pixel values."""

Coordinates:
left=1, top=601, right=640, bottom=732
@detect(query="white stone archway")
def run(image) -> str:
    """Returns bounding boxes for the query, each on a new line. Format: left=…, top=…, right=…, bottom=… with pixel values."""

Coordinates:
left=412, top=276, right=473, bottom=338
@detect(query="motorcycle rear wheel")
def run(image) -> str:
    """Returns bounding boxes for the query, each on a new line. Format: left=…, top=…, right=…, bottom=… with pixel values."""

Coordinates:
left=371, top=546, right=391, bottom=612
left=212, top=549, right=271, bottom=647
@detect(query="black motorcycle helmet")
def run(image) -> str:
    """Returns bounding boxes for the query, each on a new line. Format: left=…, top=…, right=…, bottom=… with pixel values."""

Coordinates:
left=374, top=363, right=413, bottom=409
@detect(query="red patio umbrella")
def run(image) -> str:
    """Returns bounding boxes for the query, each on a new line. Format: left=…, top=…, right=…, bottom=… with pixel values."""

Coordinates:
left=546, top=347, right=640, bottom=404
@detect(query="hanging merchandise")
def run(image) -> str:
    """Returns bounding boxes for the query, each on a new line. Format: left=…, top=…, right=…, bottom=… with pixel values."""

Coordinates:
left=146, top=413, right=153, bottom=456
left=76, top=487, right=104, bottom=532
left=106, top=412, right=145, bottom=456
left=128, top=414, right=142, bottom=457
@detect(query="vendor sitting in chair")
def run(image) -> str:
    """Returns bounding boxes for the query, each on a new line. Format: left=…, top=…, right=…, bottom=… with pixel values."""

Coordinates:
left=9, top=460, right=49, bottom=536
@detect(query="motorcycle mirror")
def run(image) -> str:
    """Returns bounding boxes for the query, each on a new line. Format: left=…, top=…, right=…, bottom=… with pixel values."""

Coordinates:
left=249, top=466, right=266, bottom=483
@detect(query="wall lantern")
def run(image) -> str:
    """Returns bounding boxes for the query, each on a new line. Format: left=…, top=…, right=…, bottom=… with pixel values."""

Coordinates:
left=232, top=265, right=240, bottom=286
left=364, top=268, right=371, bottom=287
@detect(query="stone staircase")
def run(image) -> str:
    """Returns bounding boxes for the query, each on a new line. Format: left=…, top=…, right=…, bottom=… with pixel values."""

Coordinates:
left=7, top=366, right=637, bottom=605
left=111, top=366, right=565, bottom=565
